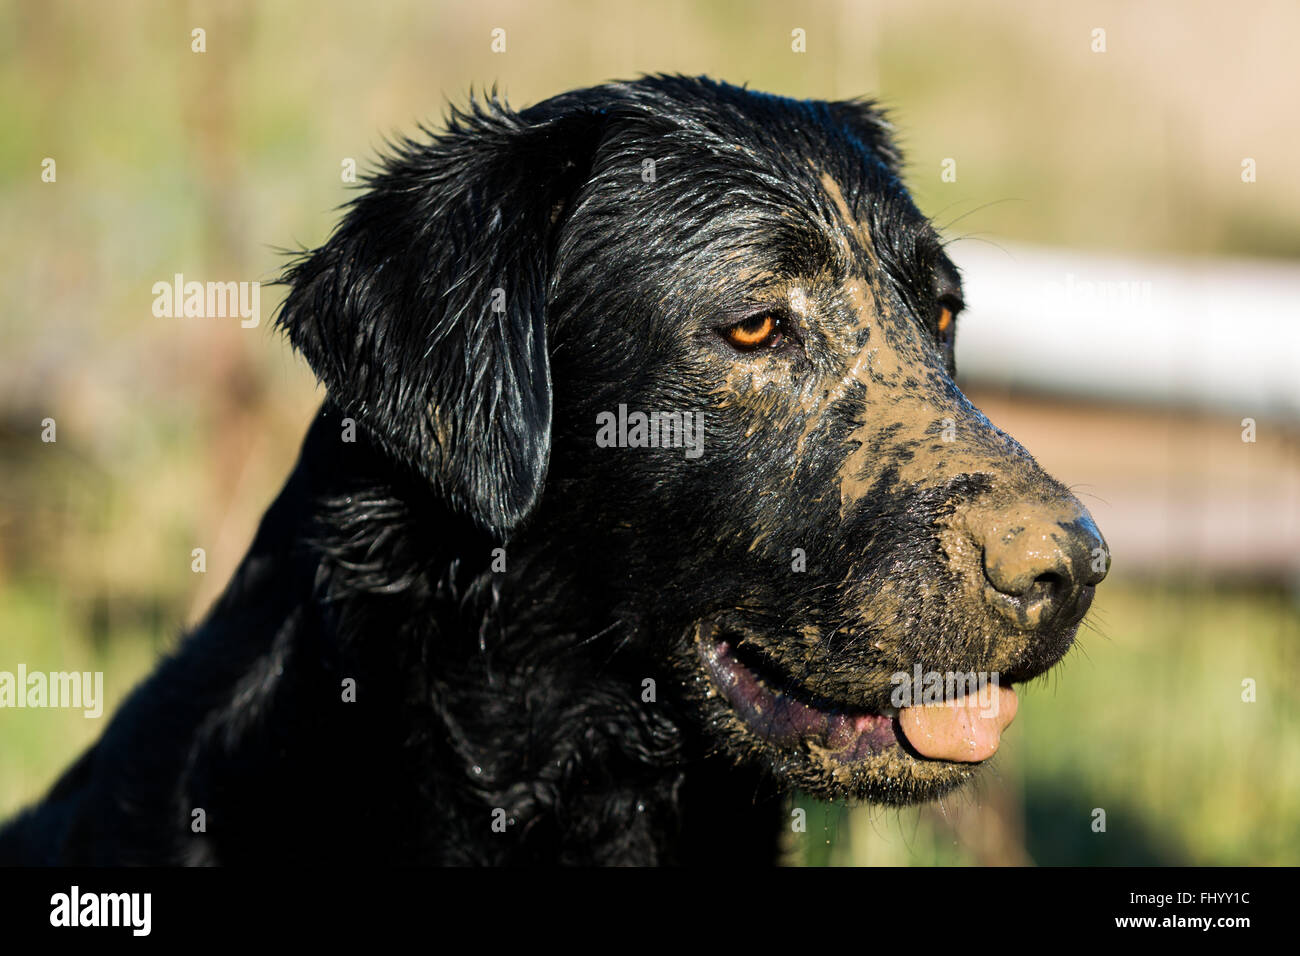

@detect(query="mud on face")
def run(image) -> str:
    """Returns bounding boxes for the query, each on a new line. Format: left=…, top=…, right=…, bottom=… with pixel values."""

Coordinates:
left=540, top=86, right=1109, bottom=806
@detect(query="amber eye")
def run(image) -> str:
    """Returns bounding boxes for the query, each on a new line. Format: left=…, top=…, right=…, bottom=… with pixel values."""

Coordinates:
left=721, top=314, right=785, bottom=351
left=936, top=304, right=959, bottom=349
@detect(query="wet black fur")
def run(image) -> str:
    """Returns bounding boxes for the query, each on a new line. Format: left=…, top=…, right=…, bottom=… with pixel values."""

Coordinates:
left=0, top=75, right=1085, bottom=865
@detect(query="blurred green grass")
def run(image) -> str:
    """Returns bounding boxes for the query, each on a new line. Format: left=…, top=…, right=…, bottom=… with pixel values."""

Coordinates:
left=0, top=579, right=158, bottom=814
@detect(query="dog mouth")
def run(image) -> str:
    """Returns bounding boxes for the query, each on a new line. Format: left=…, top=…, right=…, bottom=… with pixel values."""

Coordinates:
left=699, top=636, right=899, bottom=762
left=696, top=625, right=1019, bottom=766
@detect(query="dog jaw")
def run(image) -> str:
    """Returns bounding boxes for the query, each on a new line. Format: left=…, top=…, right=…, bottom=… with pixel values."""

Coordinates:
left=685, top=616, right=999, bottom=804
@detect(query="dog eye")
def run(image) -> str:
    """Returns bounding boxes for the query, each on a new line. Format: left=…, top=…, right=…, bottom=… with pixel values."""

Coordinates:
left=720, top=314, right=786, bottom=352
left=936, top=300, right=960, bottom=349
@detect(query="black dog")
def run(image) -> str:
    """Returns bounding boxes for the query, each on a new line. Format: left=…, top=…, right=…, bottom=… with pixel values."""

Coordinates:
left=0, top=75, right=1107, bottom=865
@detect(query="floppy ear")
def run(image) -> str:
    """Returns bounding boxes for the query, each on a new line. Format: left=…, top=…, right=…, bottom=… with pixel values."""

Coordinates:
left=276, top=99, right=607, bottom=537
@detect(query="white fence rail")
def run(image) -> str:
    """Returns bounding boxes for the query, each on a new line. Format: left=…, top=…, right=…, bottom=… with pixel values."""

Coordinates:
left=949, top=242, right=1300, bottom=417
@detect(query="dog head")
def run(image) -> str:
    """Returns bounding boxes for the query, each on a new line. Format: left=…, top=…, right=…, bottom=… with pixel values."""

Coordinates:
left=277, top=75, right=1109, bottom=805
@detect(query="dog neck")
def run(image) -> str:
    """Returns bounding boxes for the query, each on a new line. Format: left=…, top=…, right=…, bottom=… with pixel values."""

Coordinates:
left=187, top=403, right=780, bottom=864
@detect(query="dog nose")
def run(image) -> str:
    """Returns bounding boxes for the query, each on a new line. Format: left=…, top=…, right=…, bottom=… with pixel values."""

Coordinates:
left=975, top=504, right=1108, bottom=630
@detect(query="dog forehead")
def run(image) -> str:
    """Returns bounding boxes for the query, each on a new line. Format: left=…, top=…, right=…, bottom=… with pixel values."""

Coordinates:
left=817, top=171, right=880, bottom=266
left=553, top=85, right=950, bottom=348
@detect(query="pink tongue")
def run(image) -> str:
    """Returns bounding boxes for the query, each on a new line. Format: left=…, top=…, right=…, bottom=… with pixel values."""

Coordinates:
left=897, top=685, right=1019, bottom=762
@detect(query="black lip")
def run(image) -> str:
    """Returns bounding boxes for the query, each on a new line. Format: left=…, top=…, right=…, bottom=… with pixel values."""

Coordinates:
left=697, top=626, right=899, bottom=762
left=726, top=640, right=862, bottom=713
